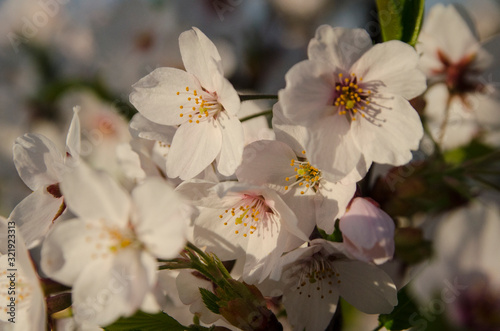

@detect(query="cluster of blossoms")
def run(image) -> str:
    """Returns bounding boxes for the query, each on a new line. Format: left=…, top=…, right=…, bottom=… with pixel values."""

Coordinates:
left=1, top=3, right=500, bottom=331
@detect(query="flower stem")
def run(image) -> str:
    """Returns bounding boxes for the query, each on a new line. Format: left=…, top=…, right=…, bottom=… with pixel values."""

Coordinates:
left=239, top=109, right=272, bottom=122
left=239, top=94, right=278, bottom=101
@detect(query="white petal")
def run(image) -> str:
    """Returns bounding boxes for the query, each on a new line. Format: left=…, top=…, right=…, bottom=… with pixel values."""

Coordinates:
left=418, top=4, right=479, bottom=65
left=130, top=67, right=201, bottom=126
left=283, top=280, right=339, bottom=331
left=129, top=113, right=176, bottom=143
left=66, top=106, right=81, bottom=161
left=13, top=133, right=65, bottom=190
left=132, top=178, right=188, bottom=259
left=235, top=140, right=297, bottom=189
left=352, top=41, right=426, bottom=100
left=306, top=115, right=363, bottom=181
left=175, top=179, right=224, bottom=207
left=41, top=219, right=96, bottom=285
left=217, top=77, right=240, bottom=116
left=216, top=112, right=244, bottom=176
left=179, top=27, right=223, bottom=92
left=424, top=84, right=478, bottom=150
left=352, top=94, right=423, bottom=166
left=9, top=189, right=63, bottom=248
left=308, top=26, right=373, bottom=70
left=336, top=261, right=397, bottom=314
left=72, top=249, right=157, bottom=326
left=193, top=208, right=245, bottom=260
left=272, top=102, right=308, bottom=156
left=263, top=189, right=308, bottom=242
left=176, top=270, right=219, bottom=324
left=279, top=60, right=336, bottom=125
left=166, top=120, right=222, bottom=180
left=280, top=191, right=317, bottom=251
left=60, top=162, right=131, bottom=226
left=316, top=181, right=356, bottom=233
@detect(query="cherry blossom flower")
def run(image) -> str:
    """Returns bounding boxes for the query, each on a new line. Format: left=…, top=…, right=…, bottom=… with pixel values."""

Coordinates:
left=130, top=27, right=243, bottom=180
left=339, top=197, right=395, bottom=265
left=41, top=162, right=191, bottom=326
left=418, top=4, right=500, bottom=149
left=270, top=239, right=397, bottom=331
left=236, top=139, right=355, bottom=237
left=10, top=107, right=81, bottom=248
left=0, top=217, right=46, bottom=331
left=279, top=25, right=426, bottom=181
left=176, top=180, right=308, bottom=282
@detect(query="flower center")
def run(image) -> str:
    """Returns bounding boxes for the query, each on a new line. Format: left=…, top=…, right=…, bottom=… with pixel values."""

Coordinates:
left=84, top=220, right=140, bottom=259
left=285, top=153, right=322, bottom=195
left=219, top=194, right=273, bottom=237
left=333, top=73, right=371, bottom=121
left=436, top=50, right=484, bottom=96
left=290, top=254, right=341, bottom=300
left=176, top=86, right=222, bottom=124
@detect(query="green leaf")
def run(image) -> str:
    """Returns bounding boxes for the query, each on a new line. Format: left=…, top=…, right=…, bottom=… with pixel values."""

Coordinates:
left=103, top=311, right=190, bottom=331
left=200, top=288, right=221, bottom=314
left=318, top=219, right=343, bottom=242
left=444, top=139, right=495, bottom=165
left=378, top=286, right=419, bottom=330
left=376, top=0, right=425, bottom=46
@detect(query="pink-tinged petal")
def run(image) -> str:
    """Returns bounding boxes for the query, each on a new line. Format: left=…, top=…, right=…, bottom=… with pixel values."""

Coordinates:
left=272, top=102, right=308, bottom=156
left=60, top=162, right=131, bottom=226
left=352, top=94, right=423, bottom=166
left=72, top=249, right=157, bottom=326
left=132, top=178, right=188, bottom=259
left=418, top=4, right=479, bottom=64
left=279, top=60, right=336, bottom=125
left=308, top=26, right=373, bottom=70
left=306, top=115, right=363, bottom=181
left=217, top=77, right=240, bottom=116
left=13, top=133, right=65, bottom=190
left=216, top=112, right=244, bottom=176
left=129, top=113, right=176, bottom=143
left=352, top=41, right=427, bottom=100
left=316, top=181, right=356, bottom=234
left=9, top=188, right=63, bottom=248
left=130, top=67, right=201, bottom=126
left=340, top=198, right=395, bottom=264
left=41, top=219, right=97, bottom=285
left=236, top=140, right=297, bottom=189
left=179, top=27, right=223, bottom=92
left=167, top=120, right=222, bottom=180
left=336, top=260, right=397, bottom=313
left=66, top=106, right=81, bottom=162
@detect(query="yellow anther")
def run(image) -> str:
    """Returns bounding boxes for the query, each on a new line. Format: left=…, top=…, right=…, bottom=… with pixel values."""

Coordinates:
left=180, top=105, right=183, bottom=109
left=186, top=87, right=189, bottom=91
left=176, top=92, right=180, bottom=95
left=180, top=114, right=184, bottom=117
